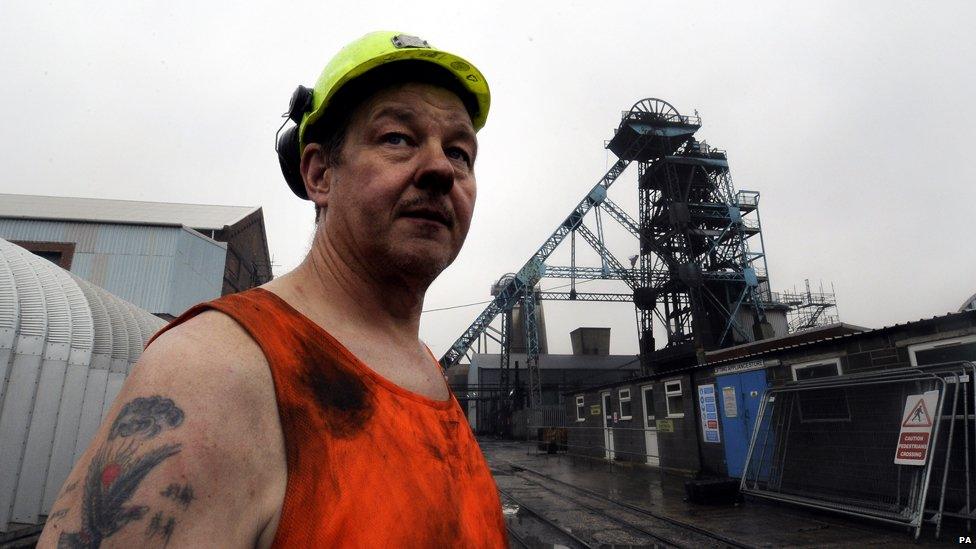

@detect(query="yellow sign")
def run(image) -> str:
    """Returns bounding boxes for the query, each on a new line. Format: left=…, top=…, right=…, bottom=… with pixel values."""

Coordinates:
left=590, top=405, right=601, bottom=416
left=656, top=419, right=674, bottom=432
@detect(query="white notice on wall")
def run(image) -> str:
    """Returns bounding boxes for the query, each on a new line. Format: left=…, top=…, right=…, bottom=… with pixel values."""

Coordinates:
left=722, top=386, right=737, bottom=418
left=894, top=390, right=940, bottom=466
left=698, top=384, right=720, bottom=443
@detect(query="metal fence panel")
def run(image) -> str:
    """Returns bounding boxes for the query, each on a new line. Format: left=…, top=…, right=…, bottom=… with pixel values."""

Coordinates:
left=741, top=363, right=973, bottom=539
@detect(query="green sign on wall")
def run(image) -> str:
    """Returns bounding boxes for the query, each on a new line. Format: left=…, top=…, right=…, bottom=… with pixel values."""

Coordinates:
left=590, top=404, right=601, bottom=416
left=656, top=419, right=674, bottom=432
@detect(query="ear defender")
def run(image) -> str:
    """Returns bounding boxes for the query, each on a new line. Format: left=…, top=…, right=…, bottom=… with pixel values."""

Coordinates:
left=276, top=85, right=314, bottom=199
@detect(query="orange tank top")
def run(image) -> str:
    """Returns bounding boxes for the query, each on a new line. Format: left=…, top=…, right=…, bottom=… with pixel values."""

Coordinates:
left=155, top=288, right=508, bottom=547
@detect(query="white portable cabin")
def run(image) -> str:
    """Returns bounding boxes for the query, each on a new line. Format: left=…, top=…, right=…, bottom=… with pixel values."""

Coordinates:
left=0, top=239, right=165, bottom=532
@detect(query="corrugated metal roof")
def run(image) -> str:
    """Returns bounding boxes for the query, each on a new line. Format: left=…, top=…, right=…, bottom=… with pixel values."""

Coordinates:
left=572, top=310, right=976, bottom=393
left=0, top=193, right=258, bottom=230
left=699, top=310, right=976, bottom=368
left=471, top=353, right=641, bottom=371
left=701, top=322, right=868, bottom=365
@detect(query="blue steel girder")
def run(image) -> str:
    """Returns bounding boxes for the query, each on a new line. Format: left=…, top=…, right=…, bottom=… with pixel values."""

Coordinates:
left=543, top=265, right=638, bottom=280
left=594, top=206, right=609, bottom=275
left=521, top=291, right=543, bottom=408
left=575, top=224, right=639, bottom=289
left=498, top=309, right=511, bottom=390
left=538, top=291, right=633, bottom=302
left=439, top=128, right=662, bottom=369
left=544, top=266, right=671, bottom=288
left=601, top=198, right=640, bottom=238
left=526, top=158, right=629, bottom=265
left=482, top=325, right=503, bottom=345
left=439, top=277, right=525, bottom=368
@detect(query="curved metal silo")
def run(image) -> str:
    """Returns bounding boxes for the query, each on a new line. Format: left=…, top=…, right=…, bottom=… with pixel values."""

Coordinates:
left=0, top=238, right=170, bottom=531
left=0, top=251, right=17, bottom=407
left=117, top=300, right=145, bottom=374
left=40, top=271, right=93, bottom=512
left=9, top=249, right=74, bottom=524
left=0, top=241, right=48, bottom=531
left=94, top=287, right=130, bottom=421
left=72, top=280, right=113, bottom=464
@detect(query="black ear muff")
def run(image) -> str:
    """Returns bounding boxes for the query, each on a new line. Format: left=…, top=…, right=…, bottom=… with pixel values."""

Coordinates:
left=276, top=85, right=314, bottom=200
left=287, top=85, right=313, bottom=123
left=277, top=125, right=306, bottom=199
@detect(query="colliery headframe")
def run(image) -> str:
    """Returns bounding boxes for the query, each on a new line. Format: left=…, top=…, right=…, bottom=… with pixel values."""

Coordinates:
left=440, top=98, right=837, bottom=408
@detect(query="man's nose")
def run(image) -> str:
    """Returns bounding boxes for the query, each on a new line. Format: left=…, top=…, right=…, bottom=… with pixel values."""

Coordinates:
left=413, top=143, right=455, bottom=195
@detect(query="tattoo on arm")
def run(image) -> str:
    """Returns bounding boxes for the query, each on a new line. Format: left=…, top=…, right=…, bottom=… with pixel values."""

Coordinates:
left=58, top=396, right=187, bottom=549
left=160, top=483, right=195, bottom=509
left=145, top=511, right=177, bottom=546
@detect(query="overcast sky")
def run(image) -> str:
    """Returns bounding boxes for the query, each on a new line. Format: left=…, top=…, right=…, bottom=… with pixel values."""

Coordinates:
left=2, top=1, right=974, bottom=358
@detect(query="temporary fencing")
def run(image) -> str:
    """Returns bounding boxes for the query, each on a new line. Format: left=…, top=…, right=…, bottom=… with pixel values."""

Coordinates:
left=740, top=361, right=974, bottom=540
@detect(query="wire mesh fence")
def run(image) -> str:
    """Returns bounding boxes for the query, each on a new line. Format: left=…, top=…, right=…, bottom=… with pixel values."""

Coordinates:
left=741, top=361, right=974, bottom=540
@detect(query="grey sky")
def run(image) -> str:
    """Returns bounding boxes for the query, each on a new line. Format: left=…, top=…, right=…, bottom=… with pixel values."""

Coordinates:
left=2, top=1, right=974, bottom=357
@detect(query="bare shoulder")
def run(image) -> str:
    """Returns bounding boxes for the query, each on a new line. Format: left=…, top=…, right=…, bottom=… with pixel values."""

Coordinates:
left=138, top=309, right=273, bottom=392
left=38, top=310, right=286, bottom=548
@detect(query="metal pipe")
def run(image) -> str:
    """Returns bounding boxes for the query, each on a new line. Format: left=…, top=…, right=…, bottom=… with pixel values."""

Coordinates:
left=914, top=377, right=948, bottom=539
left=934, top=375, right=961, bottom=539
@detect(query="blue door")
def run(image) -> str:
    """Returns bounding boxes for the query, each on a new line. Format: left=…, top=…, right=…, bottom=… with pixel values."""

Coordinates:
left=716, top=369, right=768, bottom=478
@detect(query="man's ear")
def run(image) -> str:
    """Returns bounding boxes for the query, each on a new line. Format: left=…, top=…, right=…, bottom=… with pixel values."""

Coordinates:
left=300, top=143, right=334, bottom=209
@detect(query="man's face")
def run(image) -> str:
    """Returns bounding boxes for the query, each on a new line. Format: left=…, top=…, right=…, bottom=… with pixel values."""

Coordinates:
left=318, top=82, right=478, bottom=283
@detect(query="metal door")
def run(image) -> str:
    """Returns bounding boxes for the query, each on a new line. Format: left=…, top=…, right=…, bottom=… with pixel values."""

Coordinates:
left=601, top=391, right=615, bottom=460
left=641, top=385, right=659, bottom=466
left=717, top=369, right=768, bottom=478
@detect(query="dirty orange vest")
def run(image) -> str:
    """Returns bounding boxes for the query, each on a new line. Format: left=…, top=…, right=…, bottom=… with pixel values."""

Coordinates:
left=156, top=288, right=507, bottom=547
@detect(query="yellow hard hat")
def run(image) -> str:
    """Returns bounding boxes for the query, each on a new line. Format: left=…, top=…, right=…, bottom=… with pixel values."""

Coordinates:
left=277, top=31, right=490, bottom=199
left=302, top=31, right=490, bottom=146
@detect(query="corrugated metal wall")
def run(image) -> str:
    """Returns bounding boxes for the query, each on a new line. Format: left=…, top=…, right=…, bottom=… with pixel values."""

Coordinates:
left=0, top=219, right=226, bottom=317
left=169, top=228, right=225, bottom=315
left=0, top=239, right=165, bottom=532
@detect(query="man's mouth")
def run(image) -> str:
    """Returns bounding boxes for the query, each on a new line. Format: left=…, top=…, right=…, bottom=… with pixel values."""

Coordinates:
left=400, top=208, right=453, bottom=228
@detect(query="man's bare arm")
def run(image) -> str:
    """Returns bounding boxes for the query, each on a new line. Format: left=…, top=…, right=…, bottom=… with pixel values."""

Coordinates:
left=38, top=311, right=286, bottom=548
left=47, top=395, right=187, bottom=547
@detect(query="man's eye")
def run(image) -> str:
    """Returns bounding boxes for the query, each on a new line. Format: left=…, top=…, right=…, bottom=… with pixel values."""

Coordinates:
left=383, top=133, right=408, bottom=145
left=446, top=148, right=471, bottom=164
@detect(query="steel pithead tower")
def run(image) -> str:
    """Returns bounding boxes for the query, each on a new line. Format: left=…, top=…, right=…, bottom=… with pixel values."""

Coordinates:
left=441, top=98, right=775, bottom=406
left=608, top=99, right=773, bottom=370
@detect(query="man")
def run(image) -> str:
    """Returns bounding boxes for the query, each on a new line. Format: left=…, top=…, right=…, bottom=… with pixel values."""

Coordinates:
left=39, top=31, right=507, bottom=547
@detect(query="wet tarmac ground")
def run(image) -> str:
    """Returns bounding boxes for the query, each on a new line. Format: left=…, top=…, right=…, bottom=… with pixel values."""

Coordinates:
left=481, top=440, right=967, bottom=548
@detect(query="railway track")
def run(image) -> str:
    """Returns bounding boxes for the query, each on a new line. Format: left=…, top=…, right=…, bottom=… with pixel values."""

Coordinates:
left=498, top=462, right=756, bottom=549
left=499, top=490, right=595, bottom=549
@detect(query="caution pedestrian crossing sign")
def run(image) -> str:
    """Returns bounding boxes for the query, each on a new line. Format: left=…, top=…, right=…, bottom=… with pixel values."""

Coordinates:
left=902, top=398, right=933, bottom=427
left=894, top=390, right=940, bottom=466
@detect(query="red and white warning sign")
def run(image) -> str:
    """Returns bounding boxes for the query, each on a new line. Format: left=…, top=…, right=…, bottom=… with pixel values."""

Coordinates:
left=894, top=390, right=940, bottom=466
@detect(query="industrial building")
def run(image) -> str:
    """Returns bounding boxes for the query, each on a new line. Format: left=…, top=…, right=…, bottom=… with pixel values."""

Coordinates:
left=565, top=322, right=866, bottom=472
left=442, top=97, right=828, bottom=438
left=434, top=96, right=972, bottom=537
left=463, top=352, right=640, bottom=435
left=0, top=194, right=272, bottom=537
left=448, top=314, right=640, bottom=437
left=0, top=193, right=273, bottom=319
left=567, top=310, right=976, bottom=537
